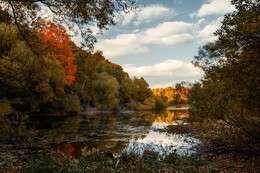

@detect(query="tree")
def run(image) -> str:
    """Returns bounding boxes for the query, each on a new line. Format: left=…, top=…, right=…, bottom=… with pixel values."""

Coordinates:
left=190, top=0, right=260, bottom=140
left=119, top=76, right=136, bottom=104
left=172, top=82, right=189, bottom=105
left=132, top=77, right=156, bottom=110
left=93, top=72, right=119, bottom=109
left=1, top=0, right=139, bottom=49
left=35, top=20, right=77, bottom=85
left=0, top=22, right=67, bottom=112
left=152, top=83, right=189, bottom=106
left=133, top=77, right=152, bottom=102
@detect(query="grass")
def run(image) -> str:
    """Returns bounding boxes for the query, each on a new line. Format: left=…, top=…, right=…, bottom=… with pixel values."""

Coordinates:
left=17, top=150, right=204, bottom=173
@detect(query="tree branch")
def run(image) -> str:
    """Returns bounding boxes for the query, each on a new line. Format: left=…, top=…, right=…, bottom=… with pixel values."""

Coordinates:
left=8, top=0, right=36, bottom=55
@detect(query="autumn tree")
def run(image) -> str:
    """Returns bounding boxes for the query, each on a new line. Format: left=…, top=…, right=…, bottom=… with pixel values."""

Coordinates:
left=0, top=21, right=67, bottom=112
left=35, top=20, right=77, bottom=85
left=172, top=82, right=189, bottom=105
left=189, top=0, right=260, bottom=142
left=152, top=82, right=189, bottom=106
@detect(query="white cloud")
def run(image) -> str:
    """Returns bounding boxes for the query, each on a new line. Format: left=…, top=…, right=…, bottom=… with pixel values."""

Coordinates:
left=123, top=60, right=203, bottom=88
left=196, top=18, right=206, bottom=25
left=120, top=5, right=175, bottom=26
left=95, top=34, right=149, bottom=57
left=143, top=22, right=194, bottom=44
left=121, top=12, right=136, bottom=25
left=195, top=0, right=235, bottom=17
left=145, top=22, right=189, bottom=36
left=158, top=34, right=194, bottom=46
left=135, top=5, right=175, bottom=25
left=95, top=21, right=195, bottom=58
left=198, top=16, right=223, bottom=42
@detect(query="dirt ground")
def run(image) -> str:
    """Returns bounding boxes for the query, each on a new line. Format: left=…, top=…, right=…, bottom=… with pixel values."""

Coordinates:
left=196, top=138, right=260, bottom=173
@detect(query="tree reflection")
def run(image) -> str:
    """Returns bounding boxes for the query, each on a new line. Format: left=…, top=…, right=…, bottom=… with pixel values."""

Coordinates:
left=154, top=110, right=188, bottom=124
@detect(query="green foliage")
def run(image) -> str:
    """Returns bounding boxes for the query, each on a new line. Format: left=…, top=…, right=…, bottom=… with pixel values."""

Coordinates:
left=135, top=97, right=156, bottom=110
left=60, top=93, right=81, bottom=114
left=0, top=7, right=157, bottom=114
left=0, top=22, right=67, bottom=112
left=71, top=50, right=156, bottom=111
left=189, top=0, right=260, bottom=142
left=93, top=72, right=119, bottom=110
left=133, top=77, right=153, bottom=102
left=119, top=76, right=137, bottom=104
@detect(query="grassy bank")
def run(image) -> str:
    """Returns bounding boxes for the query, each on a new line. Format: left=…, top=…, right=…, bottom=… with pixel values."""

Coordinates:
left=3, top=151, right=203, bottom=173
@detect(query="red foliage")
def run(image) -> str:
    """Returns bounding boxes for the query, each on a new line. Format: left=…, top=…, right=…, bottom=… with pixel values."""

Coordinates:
left=64, top=143, right=76, bottom=160
left=35, top=19, right=77, bottom=85
left=59, top=88, right=65, bottom=93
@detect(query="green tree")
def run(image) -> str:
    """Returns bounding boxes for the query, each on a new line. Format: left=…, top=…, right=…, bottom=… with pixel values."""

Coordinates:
left=93, top=72, right=119, bottom=109
left=133, top=77, right=156, bottom=110
left=190, top=0, right=260, bottom=140
left=133, top=77, right=152, bottom=102
left=119, top=76, right=137, bottom=104
left=71, top=49, right=95, bottom=109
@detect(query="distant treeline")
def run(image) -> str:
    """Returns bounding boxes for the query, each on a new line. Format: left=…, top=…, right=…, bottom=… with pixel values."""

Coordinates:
left=152, top=82, right=189, bottom=107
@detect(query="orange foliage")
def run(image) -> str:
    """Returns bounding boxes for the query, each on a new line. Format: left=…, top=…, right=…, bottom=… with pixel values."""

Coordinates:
left=152, top=86, right=189, bottom=104
left=154, top=112, right=174, bottom=124
left=35, top=19, right=77, bottom=85
left=154, top=111, right=188, bottom=124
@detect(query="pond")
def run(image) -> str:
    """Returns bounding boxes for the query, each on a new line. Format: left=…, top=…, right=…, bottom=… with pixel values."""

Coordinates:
left=32, top=108, right=199, bottom=156
left=0, top=108, right=199, bottom=167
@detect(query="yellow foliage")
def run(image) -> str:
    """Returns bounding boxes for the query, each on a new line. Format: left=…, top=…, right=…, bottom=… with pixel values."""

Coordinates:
left=81, top=146, right=99, bottom=157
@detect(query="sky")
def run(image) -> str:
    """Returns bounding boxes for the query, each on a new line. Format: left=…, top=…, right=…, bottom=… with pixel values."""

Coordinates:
left=87, top=0, right=235, bottom=88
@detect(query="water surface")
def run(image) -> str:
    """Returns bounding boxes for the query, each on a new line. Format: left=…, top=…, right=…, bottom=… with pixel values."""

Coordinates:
left=29, top=109, right=199, bottom=157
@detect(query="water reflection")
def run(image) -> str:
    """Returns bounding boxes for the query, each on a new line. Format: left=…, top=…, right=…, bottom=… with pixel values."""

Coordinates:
left=123, top=109, right=199, bottom=156
left=27, top=109, right=199, bottom=158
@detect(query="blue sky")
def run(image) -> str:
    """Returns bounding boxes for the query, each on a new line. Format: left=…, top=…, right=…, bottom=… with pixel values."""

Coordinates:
left=89, top=0, right=235, bottom=88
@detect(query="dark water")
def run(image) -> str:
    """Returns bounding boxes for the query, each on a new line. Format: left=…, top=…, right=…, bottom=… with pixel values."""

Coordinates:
left=0, top=109, right=199, bottom=167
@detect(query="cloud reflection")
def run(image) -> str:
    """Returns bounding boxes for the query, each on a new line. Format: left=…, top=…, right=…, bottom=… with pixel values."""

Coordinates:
left=123, top=111, right=200, bottom=157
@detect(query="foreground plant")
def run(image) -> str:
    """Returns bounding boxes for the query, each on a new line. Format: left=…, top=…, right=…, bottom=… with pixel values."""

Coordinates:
left=20, top=150, right=203, bottom=173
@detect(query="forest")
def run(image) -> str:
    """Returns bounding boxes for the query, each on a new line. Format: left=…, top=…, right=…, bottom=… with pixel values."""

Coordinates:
left=0, top=17, right=155, bottom=114
left=0, top=0, right=191, bottom=115
left=0, top=10, right=189, bottom=115
left=0, top=0, right=259, bottom=172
